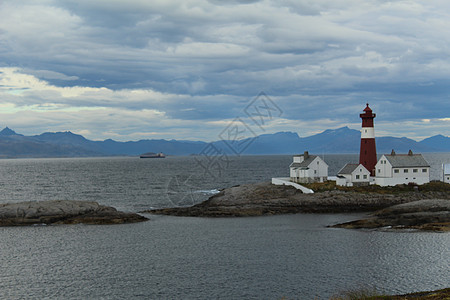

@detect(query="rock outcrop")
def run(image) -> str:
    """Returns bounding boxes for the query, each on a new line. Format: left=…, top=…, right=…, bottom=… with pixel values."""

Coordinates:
left=146, top=182, right=450, bottom=217
left=331, top=199, right=450, bottom=231
left=0, top=200, right=148, bottom=226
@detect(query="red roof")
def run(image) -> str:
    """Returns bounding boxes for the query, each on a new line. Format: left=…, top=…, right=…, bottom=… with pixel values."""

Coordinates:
left=363, top=103, right=372, bottom=112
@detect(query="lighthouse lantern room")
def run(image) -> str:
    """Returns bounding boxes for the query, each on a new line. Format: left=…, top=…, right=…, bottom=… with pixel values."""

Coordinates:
left=359, top=103, right=377, bottom=176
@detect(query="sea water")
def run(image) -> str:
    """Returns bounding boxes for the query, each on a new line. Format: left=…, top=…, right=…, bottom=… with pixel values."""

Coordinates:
left=0, top=154, right=449, bottom=299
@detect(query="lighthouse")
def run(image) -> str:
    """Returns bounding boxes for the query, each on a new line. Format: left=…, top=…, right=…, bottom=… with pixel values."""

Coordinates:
left=359, top=103, right=377, bottom=176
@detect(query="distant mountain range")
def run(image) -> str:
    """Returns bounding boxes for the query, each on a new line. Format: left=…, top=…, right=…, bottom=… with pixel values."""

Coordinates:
left=0, top=126, right=448, bottom=158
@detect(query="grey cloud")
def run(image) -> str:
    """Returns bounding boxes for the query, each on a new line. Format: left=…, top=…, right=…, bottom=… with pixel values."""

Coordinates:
left=0, top=0, right=449, bottom=140
left=21, top=69, right=79, bottom=81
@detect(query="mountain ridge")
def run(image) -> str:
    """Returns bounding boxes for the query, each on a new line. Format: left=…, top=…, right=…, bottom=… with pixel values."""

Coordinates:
left=0, top=126, right=448, bottom=158
left=0, top=127, right=23, bottom=136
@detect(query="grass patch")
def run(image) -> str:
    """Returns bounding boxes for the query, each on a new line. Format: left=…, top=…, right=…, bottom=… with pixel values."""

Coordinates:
left=302, top=181, right=450, bottom=194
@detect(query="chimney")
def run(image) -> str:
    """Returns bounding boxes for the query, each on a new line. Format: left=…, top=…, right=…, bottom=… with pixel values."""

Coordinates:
left=304, top=151, right=309, bottom=159
left=391, top=149, right=396, bottom=156
left=408, top=149, right=413, bottom=156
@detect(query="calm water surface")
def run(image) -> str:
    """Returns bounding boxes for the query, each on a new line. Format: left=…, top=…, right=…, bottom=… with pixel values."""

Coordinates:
left=0, top=154, right=449, bottom=299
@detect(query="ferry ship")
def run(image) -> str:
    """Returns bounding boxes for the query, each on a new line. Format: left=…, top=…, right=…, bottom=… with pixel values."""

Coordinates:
left=139, top=152, right=166, bottom=158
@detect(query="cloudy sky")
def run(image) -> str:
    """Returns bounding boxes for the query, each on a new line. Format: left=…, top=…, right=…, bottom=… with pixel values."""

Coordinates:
left=0, top=0, right=449, bottom=141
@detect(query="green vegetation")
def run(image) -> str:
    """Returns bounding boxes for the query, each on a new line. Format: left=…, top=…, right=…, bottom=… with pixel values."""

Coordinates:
left=302, top=180, right=338, bottom=192
left=302, top=180, right=450, bottom=194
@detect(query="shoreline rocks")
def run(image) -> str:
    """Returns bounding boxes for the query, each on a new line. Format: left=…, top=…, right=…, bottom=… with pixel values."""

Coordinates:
left=0, top=200, right=148, bottom=226
left=146, top=181, right=450, bottom=218
left=331, top=199, right=450, bottom=231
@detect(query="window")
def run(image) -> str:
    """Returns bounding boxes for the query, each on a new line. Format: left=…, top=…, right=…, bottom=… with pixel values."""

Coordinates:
left=422, top=169, right=427, bottom=173
left=413, top=169, right=418, bottom=173
left=356, top=175, right=360, bottom=179
left=394, top=169, right=399, bottom=173
left=404, top=169, right=408, bottom=173
left=378, top=169, right=381, bottom=173
left=314, top=170, right=317, bottom=174
left=363, top=175, right=367, bottom=179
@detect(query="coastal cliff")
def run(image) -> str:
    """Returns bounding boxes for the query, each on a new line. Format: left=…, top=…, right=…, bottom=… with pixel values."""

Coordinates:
left=147, top=181, right=450, bottom=219
left=0, top=200, right=148, bottom=226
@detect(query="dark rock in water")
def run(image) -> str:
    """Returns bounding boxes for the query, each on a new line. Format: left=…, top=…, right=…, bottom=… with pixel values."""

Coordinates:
left=0, top=200, right=148, bottom=226
left=331, top=199, right=450, bottom=231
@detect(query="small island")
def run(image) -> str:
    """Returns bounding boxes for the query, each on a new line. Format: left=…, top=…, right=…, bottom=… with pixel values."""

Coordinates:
left=146, top=181, right=450, bottom=231
left=0, top=200, right=148, bottom=226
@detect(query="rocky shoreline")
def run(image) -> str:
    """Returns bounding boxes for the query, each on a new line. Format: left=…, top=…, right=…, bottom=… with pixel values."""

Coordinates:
left=331, top=199, right=450, bottom=231
left=0, top=200, right=148, bottom=226
left=334, top=287, right=450, bottom=299
left=392, top=287, right=450, bottom=299
left=146, top=181, right=450, bottom=220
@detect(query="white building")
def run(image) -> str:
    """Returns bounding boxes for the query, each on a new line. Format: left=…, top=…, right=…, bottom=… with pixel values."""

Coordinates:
left=336, top=163, right=370, bottom=187
left=374, top=150, right=430, bottom=186
left=443, top=164, right=450, bottom=184
left=290, top=151, right=328, bottom=183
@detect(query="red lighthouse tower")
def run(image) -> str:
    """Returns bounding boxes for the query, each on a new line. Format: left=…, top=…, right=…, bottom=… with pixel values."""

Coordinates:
left=359, top=103, right=377, bottom=176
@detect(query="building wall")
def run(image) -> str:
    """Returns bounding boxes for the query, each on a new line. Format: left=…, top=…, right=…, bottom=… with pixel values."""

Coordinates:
left=290, top=167, right=315, bottom=183
left=375, top=175, right=430, bottom=187
left=351, top=165, right=370, bottom=183
left=444, top=164, right=450, bottom=183
left=289, top=167, right=296, bottom=178
left=375, top=155, right=392, bottom=177
left=290, top=156, right=328, bottom=184
left=391, top=167, right=429, bottom=180
left=375, top=155, right=430, bottom=186
left=292, top=176, right=327, bottom=184
left=311, top=157, right=328, bottom=178
left=444, top=174, right=450, bottom=184
left=336, top=175, right=352, bottom=187
left=375, top=167, right=430, bottom=186
left=290, top=167, right=326, bottom=183
left=336, top=164, right=370, bottom=187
